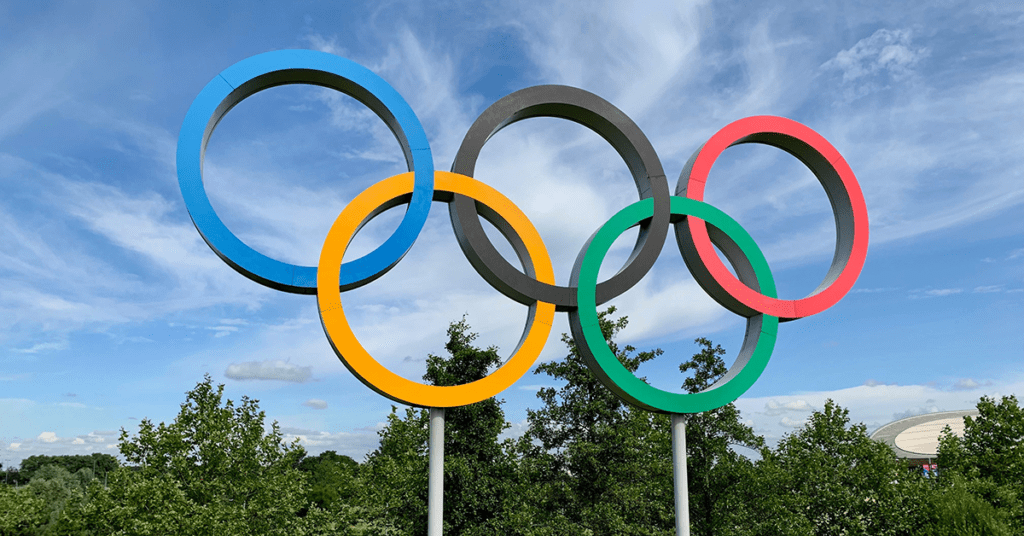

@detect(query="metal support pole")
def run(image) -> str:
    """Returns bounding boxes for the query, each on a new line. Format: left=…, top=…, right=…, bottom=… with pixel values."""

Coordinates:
left=428, top=407, right=445, bottom=536
left=672, top=413, right=690, bottom=536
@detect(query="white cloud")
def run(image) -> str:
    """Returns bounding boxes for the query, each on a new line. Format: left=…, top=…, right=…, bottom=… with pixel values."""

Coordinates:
left=224, top=360, right=313, bottom=383
left=500, top=418, right=530, bottom=442
left=911, top=288, right=963, bottom=298
left=821, top=28, right=929, bottom=84
left=280, top=427, right=381, bottom=461
left=518, top=384, right=553, bottom=392
left=208, top=326, right=239, bottom=338
left=764, top=399, right=815, bottom=415
left=12, top=341, right=68, bottom=354
left=501, top=0, right=708, bottom=118
left=953, top=378, right=993, bottom=391
left=954, top=378, right=980, bottom=390
left=891, top=404, right=941, bottom=422
left=57, top=402, right=86, bottom=409
left=1, top=430, right=121, bottom=464
left=0, top=154, right=269, bottom=344
left=851, top=287, right=898, bottom=294
left=735, top=376, right=1024, bottom=446
left=302, top=399, right=328, bottom=410
left=779, top=416, right=808, bottom=428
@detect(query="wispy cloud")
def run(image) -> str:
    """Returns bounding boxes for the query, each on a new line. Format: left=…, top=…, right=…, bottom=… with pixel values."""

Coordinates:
left=779, top=416, right=809, bottom=428
left=891, top=402, right=942, bottom=421
left=764, top=399, right=816, bottom=415
left=207, top=326, right=239, bottom=338
left=851, top=287, right=899, bottom=294
left=12, top=341, right=68, bottom=354
left=952, top=378, right=993, bottom=391
left=224, top=360, right=313, bottom=383
left=821, top=28, right=930, bottom=98
left=910, top=288, right=963, bottom=298
left=735, top=376, right=1024, bottom=445
left=3, top=430, right=119, bottom=458
left=302, top=399, right=328, bottom=410
left=279, top=427, right=381, bottom=461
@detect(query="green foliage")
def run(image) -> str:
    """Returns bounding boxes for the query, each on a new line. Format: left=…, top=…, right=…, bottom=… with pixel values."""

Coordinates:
left=363, top=318, right=523, bottom=535
left=918, top=475, right=1015, bottom=536
left=18, top=453, right=117, bottom=483
left=938, top=395, right=1024, bottom=488
left=14, top=318, right=1023, bottom=535
left=937, top=395, right=1024, bottom=532
left=521, top=307, right=673, bottom=535
left=678, top=338, right=765, bottom=536
left=713, top=454, right=815, bottom=536
left=764, top=400, right=924, bottom=536
left=0, top=463, right=101, bottom=535
left=424, top=318, right=521, bottom=535
left=0, top=482, right=49, bottom=535
left=362, top=406, right=430, bottom=534
left=297, top=450, right=361, bottom=512
left=56, top=374, right=377, bottom=535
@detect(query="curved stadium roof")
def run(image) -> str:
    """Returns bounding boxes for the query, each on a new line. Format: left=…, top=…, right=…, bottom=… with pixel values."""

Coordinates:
left=869, top=409, right=980, bottom=461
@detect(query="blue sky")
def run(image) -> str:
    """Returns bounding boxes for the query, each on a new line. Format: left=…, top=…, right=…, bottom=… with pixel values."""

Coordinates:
left=1, top=1, right=1022, bottom=467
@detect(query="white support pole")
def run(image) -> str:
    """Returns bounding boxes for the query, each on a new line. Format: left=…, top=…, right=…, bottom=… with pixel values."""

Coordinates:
left=428, top=407, right=445, bottom=536
left=671, top=413, right=690, bottom=536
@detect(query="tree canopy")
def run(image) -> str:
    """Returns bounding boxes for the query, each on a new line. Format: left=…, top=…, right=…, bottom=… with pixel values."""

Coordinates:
left=3, top=314, right=1020, bottom=535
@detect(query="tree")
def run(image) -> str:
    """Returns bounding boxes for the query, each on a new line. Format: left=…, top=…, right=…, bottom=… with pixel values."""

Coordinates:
left=713, top=453, right=815, bottom=536
left=936, top=395, right=1024, bottom=532
left=521, top=307, right=674, bottom=535
left=362, top=318, right=519, bottom=535
left=678, top=338, right=765, bottom=536
left=297, top=450, right=361, bottom=512
left=764, top=399, right=924, bottom=536
left=426, top=318, right=521, bottom=535
left=362, top=406, right=431, bottom=534
left=117, top=375, right=310, bottom=528
left=0, top=482, right=49, bottom=534
left=938, top=395, right=1024, bottom=489
left=2, top=464, right=28, bottom=487
left=918, top=474, right=1015, bottom=536
left=51, top=375, right=378, bottom=535
left=18, top=453, right=117, bottom=483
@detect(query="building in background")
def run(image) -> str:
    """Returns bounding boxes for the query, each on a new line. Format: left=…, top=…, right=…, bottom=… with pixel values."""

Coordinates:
left=870, top=409, right=980, bottom=471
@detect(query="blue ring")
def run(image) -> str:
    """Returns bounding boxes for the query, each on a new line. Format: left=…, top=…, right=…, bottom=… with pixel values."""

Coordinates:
left=176, top=49, right=433, bottom=294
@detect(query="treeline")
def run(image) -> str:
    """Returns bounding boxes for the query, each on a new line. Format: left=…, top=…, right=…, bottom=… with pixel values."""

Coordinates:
left=1, top=309, right=1021, bottom=535
left=2, top=454, right=117, bottom=487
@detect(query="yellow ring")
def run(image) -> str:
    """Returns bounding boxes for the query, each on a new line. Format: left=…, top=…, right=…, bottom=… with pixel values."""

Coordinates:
left=317, top=171, right=556, bottom=407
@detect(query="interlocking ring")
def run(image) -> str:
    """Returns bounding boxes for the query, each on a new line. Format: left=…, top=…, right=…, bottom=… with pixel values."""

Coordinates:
left=318, top=172, right=555, bottom=407
left=675, top=116, right=869, bottom=321
left=449, top=85, right=670, bottom=311
left=177, top=49, right=434, bottom=294
left=178, top=50, right=869, bottom=412
left=570, top=196, right=778, bottom=413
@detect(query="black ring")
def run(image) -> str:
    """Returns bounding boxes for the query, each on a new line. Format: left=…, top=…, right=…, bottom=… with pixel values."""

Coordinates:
left=449, top=85, right=670, bottom=311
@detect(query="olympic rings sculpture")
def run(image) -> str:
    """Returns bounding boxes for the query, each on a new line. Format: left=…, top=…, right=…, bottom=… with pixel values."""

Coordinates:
left=178, top=50, right=868, bottom=414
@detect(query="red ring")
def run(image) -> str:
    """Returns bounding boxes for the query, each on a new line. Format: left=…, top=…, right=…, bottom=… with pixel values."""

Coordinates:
left=679, top=116, right=868, bottom=320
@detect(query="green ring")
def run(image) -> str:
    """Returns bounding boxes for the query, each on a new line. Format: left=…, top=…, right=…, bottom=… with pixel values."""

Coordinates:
left=572, top=196, right=779, bottom=413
